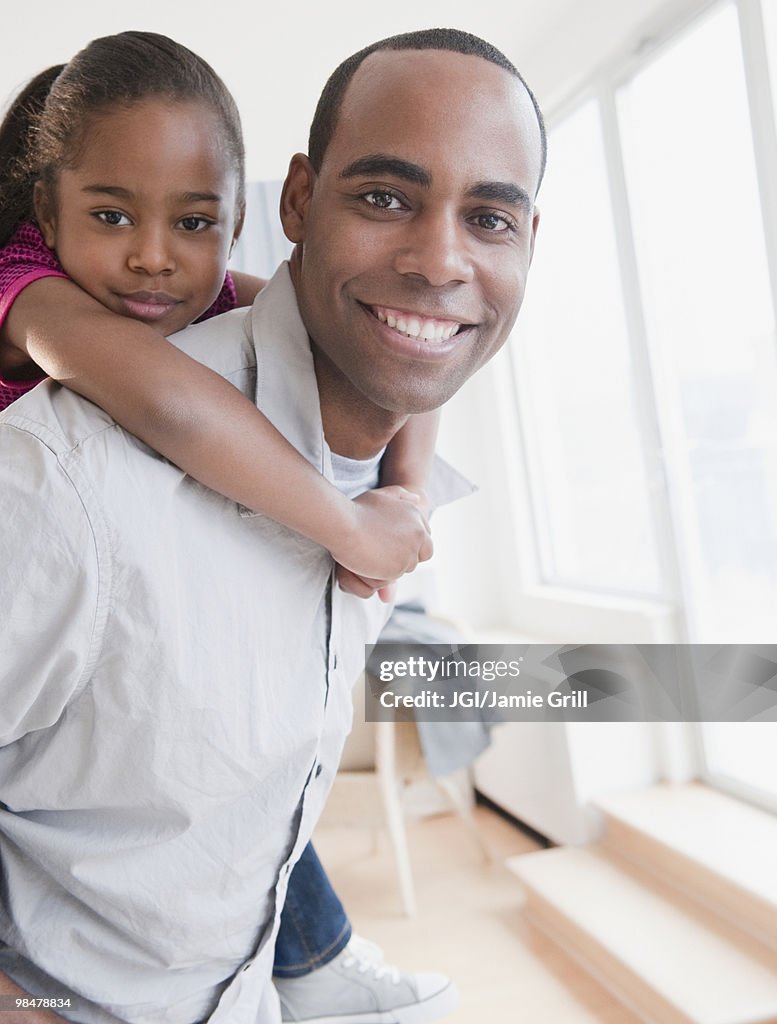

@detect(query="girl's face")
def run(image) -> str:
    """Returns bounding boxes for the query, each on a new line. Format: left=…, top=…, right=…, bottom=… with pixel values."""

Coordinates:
left=35, top=98, right=243, bottom=336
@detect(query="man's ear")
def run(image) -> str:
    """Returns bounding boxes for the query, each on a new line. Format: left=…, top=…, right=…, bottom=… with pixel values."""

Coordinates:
left=280, top=154, right=316, bottom=244
left=33, top=181, right=57, bottom=249
left=528, top=206, right=541, bottom=266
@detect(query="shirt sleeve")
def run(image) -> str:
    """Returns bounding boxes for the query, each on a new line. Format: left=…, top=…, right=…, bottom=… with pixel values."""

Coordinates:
left=0, top=223, right=68, bottom=331
left=0, top=224, right=66, bottom=406
left=0, top=375, right=44, bottom=412
left=0, top=420, right=100, bottom=746
left=196, top=272, right=238, bottom=322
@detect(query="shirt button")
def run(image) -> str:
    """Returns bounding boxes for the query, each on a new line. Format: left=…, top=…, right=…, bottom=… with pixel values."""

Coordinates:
left=315, top=763, right=323, bottom=778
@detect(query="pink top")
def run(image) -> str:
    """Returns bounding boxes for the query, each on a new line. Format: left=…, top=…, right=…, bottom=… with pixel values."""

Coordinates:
left=0, top=222, right=237, bottom=411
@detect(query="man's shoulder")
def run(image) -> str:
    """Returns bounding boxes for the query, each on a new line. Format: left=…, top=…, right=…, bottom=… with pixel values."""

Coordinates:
left=0, top=379, right=114, bottom=457
left=169, top=305, right=256, bottom=379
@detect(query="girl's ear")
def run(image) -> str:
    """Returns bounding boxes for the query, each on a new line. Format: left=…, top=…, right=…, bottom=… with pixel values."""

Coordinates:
left=33, top=181, right=57, bottom=249
left=280, top=154, right=316, bottom=244
left=231, top=201, right=246, bottom=252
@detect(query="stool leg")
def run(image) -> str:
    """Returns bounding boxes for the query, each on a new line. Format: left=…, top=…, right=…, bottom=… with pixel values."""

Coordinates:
left=436, top=771, right=493, bottom=864
left=376, top=721, right=417, bottom=917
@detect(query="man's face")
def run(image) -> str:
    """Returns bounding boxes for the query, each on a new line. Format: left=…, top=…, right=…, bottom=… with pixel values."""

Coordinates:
left=282, top=48, right=542, bottom=428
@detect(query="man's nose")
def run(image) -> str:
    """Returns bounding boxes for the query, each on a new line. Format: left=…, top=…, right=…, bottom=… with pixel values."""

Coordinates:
left=393, top=210, right=474, bottom=286
left=127, top=225, right=176, bottom=276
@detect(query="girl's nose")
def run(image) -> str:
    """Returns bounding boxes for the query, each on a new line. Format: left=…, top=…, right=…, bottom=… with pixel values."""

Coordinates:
left=128, top=226, right=176, bottom=275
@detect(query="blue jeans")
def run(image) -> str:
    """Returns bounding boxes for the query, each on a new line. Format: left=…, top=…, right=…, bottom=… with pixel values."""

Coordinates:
left=272, top=842, right=352, bottom=977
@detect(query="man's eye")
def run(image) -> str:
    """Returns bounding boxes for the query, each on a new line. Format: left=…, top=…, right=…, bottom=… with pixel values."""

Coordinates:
left=178, top=216, right=212, bottom=232
left=474, top=212, right=516, bottom=233
left=363, top=191, right=403, bottom=211
left=95, top=210, right=131, bottom=227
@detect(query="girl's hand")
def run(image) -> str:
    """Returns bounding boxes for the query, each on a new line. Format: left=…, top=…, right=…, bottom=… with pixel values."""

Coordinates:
left=335, top=566, right=395, bottom=601
left=330, top=485, right=433, bottom=585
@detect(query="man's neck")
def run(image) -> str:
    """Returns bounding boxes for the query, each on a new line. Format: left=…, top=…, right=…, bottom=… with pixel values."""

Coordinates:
left=311, top=345, right=409, bottom=459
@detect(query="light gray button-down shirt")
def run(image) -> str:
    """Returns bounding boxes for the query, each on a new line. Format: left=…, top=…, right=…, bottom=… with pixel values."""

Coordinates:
left=0, top=265, right=468, bottom=1024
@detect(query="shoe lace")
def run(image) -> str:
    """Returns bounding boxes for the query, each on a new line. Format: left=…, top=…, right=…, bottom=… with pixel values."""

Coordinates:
left=342, top=936, right=401, bottom=984
left=342, top=953, right=401, bottom=984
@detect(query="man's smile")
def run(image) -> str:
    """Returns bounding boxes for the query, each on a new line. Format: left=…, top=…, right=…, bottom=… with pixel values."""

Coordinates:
left=356, top=301, right=476, bottom=363
left=369, top=304, right=465, bottom=342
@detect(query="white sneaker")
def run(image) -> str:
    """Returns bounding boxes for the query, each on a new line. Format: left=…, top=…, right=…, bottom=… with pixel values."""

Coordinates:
left=275, top=934, right=458, bottom=1023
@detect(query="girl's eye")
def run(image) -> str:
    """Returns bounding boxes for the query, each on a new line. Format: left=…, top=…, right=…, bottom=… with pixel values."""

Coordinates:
left=178, top=216, right=212, bottom=232
left=95, top=210, right=131, bottom=227
left=473, top=211, right=516, bottom=233
left=363, top=191, right=404, bottom=212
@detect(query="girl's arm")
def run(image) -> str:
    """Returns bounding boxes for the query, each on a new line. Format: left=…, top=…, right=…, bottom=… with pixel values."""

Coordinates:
left=378, top=409, right=441, bottom=513
left=334, top=410, right=441, bottom=600
left=207, top=269, right=441, bottom=578
left=2, top=277, right=432, bottom=581
left=229, top=269, right=441, bottom=509
left=229, top=269, right=267, bottom=307
left=231, top=273, right=441, bottom=498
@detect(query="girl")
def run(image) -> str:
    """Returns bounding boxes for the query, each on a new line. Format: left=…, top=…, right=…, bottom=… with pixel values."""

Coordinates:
left=0, top=31, right=440, bottom=599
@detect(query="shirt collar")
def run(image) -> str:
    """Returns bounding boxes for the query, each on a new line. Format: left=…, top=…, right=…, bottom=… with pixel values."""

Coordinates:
left=249, top=263, right=328, bottom=477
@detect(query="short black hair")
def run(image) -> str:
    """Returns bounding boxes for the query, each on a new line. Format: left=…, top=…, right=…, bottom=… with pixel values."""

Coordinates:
left=307, top=27, right=547, bottom=193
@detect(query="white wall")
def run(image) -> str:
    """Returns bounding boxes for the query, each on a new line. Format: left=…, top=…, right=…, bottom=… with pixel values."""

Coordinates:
left=520, top=0, right=710, bottom=114
left=2, top=0, right=685, bottom=181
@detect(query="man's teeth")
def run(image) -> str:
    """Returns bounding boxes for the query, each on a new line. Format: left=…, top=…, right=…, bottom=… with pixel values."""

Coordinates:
left=375, top=310, right=460, bottom=342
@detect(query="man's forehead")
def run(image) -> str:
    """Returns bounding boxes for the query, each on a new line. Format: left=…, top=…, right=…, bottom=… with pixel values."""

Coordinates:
left=329, top=48, right=542, bottom=193
left=346, top=47, right=526, bottom=111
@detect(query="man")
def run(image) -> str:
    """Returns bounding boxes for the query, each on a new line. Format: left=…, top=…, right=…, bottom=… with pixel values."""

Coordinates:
left=0, top=27, right=544, bottom=1024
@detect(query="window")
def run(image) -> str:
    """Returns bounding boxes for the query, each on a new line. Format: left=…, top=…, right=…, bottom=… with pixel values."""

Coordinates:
left=617, top=2, right=777, bottom=641
left=513, top=100, right=663, bottom=597
left=510, top=0, right=777, bottom=643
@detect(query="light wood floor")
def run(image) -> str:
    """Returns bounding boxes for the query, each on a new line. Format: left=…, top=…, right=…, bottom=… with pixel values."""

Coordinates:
left=313, top=806, right=642, bottom=1023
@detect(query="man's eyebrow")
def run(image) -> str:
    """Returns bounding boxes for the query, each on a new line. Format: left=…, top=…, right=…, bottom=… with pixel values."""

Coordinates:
left=337, top=160, right=533, bottom=213
left=339, top=155, right=431, bottom=187
left=467, top=181, right=534, bottom=214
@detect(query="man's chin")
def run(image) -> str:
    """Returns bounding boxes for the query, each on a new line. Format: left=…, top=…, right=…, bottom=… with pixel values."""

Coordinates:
left=368, top=388, right=448, bottom=417
left=381, top=378, right=468, bottom=416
